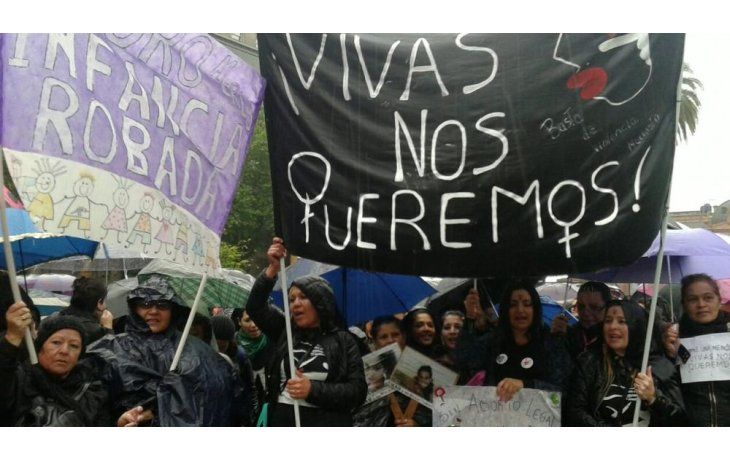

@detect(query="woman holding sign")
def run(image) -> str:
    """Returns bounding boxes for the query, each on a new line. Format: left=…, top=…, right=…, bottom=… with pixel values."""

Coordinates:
left=244, top=237, right=367, bottom=426
left=565, top=300, right=685, bottom=426
left=666, top=274, right=730, bottom=426
left=471, top=281, right=571, bottom=403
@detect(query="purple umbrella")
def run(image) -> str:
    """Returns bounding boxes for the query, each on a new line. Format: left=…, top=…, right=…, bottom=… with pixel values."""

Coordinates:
left=575, top=228, right=730, bottom=283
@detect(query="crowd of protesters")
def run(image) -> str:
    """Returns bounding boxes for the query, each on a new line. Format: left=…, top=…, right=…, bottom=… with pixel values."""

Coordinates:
left=1, top=237, right=729, bottom=427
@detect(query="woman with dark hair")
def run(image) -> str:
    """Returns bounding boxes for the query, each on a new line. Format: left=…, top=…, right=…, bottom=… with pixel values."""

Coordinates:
left=470, top=281, right=571, bottom=403
left=244, top=237, right=367, bottom=427
left=86, top=275, right=240, bottom=426
left=662, top=273, right=730, bottom=426
left=370, top=314, right=404, bottom=350
left=58, top=276, right=112, bottom=344
left=0, top=303, right=142, bottom=426
left=565, top=300, right=685, bottom=426
left=437, top=310, right=464, bottom=369
left=401, top=307, right=439, bottom=358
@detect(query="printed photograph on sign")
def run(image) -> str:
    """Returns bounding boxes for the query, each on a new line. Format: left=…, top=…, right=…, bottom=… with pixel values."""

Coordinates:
left=362, top=342, right=401, bottom=404
left=389, top=346, right=458, bottom=409
left=433, top=385, right=562, bottom=427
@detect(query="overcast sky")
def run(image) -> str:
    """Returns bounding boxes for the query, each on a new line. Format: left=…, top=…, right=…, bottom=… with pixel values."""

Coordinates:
left=670, top=33, right=730, bottom=211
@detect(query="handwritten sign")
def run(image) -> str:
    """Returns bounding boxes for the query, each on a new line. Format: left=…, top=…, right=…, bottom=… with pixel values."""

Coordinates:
left=680, top=333, right=730, bottom=384
left=1, top=34, right=265, bottom=268
left=259, top=33, right=684, bottom=277
left=433, top=385, right=561, bottom=427
left=388, top=346, right=458, bottom=409
left=362, top=342, right=401, bottom=404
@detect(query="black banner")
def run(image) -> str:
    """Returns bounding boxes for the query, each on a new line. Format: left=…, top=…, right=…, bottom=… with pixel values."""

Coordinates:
left=259, top=33, right=684, bottom=277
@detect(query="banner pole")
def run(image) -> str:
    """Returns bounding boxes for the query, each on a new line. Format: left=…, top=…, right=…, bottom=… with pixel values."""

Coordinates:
left=667, top=255, right=675, bottom=323
left=632, top=55, right=684, bottom=426
left=170, top=272, right=207, bottom=372
left=280, top=256, right=301, bottom=427
left=0, top=148, right=38, bottom=363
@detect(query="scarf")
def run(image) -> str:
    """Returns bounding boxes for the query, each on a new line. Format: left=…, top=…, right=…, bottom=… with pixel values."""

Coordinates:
left=235, top=329, right=269, bottom=359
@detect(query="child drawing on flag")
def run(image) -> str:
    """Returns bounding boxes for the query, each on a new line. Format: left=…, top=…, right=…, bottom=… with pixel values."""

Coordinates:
left=127, top=193, right=155, bottom=251
left=101, top=177, right=131, bottom=244
left=26, top=159, right=66, bottom=232
left=154, top=200, right=176, bottom=255
left=174, top=211, right=190, bottom=262
left=58, top=173, right=96, bottom=238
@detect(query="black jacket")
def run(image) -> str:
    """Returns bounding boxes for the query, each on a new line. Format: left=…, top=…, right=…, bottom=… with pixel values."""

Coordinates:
left=565, top=348, right=686, bottom=426
left=458, top=326, right=572, bottom=392
left=0, top=337, right=111, bottom=426
left=678, top=311, right=730, bottom=427
left=87, top=311, right=239, bottom=427
left=245, top=271, right=367, bottom=426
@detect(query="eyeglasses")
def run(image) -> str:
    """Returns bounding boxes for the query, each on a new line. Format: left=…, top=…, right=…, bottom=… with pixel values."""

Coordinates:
left=135, top=300, right=174, bottom=311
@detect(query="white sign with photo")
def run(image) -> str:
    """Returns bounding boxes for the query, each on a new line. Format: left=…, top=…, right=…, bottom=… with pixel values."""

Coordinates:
left=680, top=332, right=730, bottom=384
left=362, top=343, right=401, bottom=404
left=433, top=386, right=561, bottom=427
left=388, top=347, right=458, bottom=410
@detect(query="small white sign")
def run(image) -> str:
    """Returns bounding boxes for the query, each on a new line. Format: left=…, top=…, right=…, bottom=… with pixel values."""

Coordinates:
left=679, top=333, right=730, bottom=384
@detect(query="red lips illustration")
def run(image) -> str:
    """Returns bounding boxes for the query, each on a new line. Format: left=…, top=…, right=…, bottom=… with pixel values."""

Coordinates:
left=567, top=67, right=608, bottom=100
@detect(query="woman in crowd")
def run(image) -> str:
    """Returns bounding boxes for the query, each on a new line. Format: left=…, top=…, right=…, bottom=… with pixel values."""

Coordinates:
left=244, top=237, right=367, bottom=427
left=0, top=302, right=141, bottom=426
left=370, top=314, right=405, bottom=350
left=86, top=275, right=240, bottom=426
left=473, top=281, right=571, bottom=402
left=401, top=307, right=439, bottom=358
left=232, top=309, right=272, bottom=422
left=58, top=276, right=112, bottom=344
left=664, top=274, right=730, bottom=426
left=437, top=310, right=464, bottom=369
left=565, top=299, right=685, bottom=426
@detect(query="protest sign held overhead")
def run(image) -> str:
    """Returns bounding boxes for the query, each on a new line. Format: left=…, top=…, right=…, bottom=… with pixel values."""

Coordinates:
left=259, top=33, right=684, bottom=277
left=1, top=34, right=266, bottom=269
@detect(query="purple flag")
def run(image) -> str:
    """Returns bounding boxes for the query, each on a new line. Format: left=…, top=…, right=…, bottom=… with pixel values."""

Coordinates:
left=1, top=34, right=265, bottom=269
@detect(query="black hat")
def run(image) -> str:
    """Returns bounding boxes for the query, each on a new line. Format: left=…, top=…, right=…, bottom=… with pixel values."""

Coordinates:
left=290, top=276, right=337, bottom=331
left=35, top=315, right=88, bottom=353
left=210, top=315, right=236, bottom=341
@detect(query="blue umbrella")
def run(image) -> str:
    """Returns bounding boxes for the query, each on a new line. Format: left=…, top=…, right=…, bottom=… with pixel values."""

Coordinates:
left=1, top=205, right=98, bottom=269
left=271, top=257, right=436, bottom=326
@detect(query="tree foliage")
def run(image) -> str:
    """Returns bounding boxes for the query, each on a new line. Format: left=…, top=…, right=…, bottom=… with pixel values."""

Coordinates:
left=221, top=113, right=274, bottom=273
left=677, top=62, right=704, bottom=144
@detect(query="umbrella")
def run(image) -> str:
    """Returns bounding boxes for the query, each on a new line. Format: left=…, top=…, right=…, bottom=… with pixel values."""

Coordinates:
left=1, top=197, right=98, bottom=270
left=536, top=282, right=581, bottom=307
left=105, top=277, right=140, bottom=318
left=574, top=228, right=730, bottom=283
left=22, top=273, right=76, bottom=295
left=27, top=288, right=70, bottom=317
left=29, top=245, right=152, bottom=275
left=135, top=259, right=252, bottom=316
left=270, top=257, right=436, bottom=326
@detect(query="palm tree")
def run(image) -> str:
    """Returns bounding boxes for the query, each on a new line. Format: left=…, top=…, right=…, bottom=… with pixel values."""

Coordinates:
left=677, top=62, right=703, bottom=144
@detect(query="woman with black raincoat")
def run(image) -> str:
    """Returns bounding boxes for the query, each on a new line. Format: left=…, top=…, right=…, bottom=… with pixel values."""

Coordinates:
left=0, top=303, right=140, bottom=426
left=86, top=275, right=242, bottom=426
left=245, top=237, right=367, bottom=427
left=565, top=299, right=686, bottom=426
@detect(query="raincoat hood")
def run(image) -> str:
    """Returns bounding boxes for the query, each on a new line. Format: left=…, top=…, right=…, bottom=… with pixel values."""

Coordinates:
left=290, top=275, right=338, bottom=332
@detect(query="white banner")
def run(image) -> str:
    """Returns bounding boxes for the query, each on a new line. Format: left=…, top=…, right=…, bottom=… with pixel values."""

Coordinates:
left=680, top=332, right=730, bottom=384
left=433, top=385, right=561, bottom=427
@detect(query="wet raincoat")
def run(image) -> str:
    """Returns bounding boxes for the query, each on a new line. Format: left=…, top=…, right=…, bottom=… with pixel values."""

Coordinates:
left=87, top=307, right=239, bottom=426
